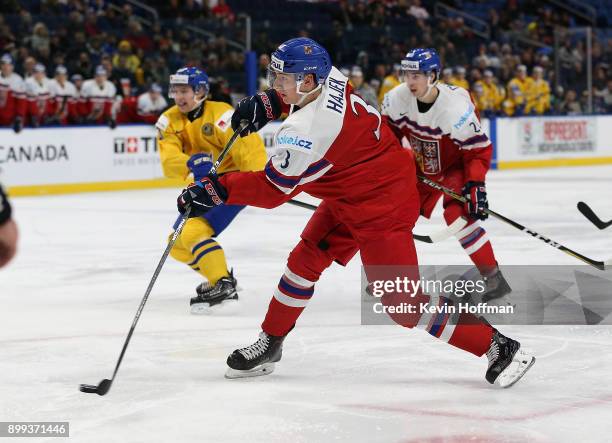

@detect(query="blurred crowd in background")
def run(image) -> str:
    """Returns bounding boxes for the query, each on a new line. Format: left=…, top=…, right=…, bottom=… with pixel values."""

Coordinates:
left=1, top=0, right=611, bottom=130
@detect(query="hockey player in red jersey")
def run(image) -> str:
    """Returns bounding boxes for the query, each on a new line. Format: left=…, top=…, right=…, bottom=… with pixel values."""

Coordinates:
left=382, top=48, right=511, bottom=301
left=176, top=38, right=534, bottom=387
left=0, top=54, right=26, bottom=132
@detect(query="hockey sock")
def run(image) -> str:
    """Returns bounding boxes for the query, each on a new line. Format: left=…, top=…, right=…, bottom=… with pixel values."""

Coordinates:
left=262, top=267, right=316, bottom=337
left=445, top=206, right=498, bottom=276
left=414, top=293, right=494, bottom=356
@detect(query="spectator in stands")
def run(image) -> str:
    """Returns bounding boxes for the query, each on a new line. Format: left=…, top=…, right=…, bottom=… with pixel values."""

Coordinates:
left=136, top=83, right=168, bottom=124
left=441, top=67, right=453, bottom=85
left=25, top=63, right=53, bottom=127
left=349, top=65, right=378, bottom=109
left=113, top=40, right=140, bottom=74
left=526, top=66, right=550, bottom=115
left=48, top=65, right=78, bottom=125
left=0, top=53, right=26, bottom=132
left=377, top=63, right=401, bottom=104
left=504, top=64, right=532, bottom=116
left=557, top=89, right=582, bottom=115
left=450, top=66, right=469, bottom=90
left=30, top=22, right=51, bottom=56
left=211, top=0, right=235, bottom=24
left=408, top=0, right=429, bottom=21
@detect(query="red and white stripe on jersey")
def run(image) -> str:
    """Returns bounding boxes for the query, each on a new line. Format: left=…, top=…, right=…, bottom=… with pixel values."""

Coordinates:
left=264, top=155, right=332, bottom=194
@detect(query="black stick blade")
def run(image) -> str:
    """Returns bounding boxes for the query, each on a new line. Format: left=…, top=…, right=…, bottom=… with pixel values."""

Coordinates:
left=79, top=384, right=99, bottom=394
left=79, top=379, right=112, bottom=396
left=577, top=202, right=612, bottom=230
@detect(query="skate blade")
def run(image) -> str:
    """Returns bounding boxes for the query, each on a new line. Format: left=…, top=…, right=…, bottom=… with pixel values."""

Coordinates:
left=225, top=363, right=275, bottom=379
left=495, top=351, right=536, bottom=388
left=190, top=297, right=239, bottom=315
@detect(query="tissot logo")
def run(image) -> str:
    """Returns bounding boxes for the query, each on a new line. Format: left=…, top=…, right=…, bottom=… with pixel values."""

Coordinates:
left=113, top=136, right=157, bottom=154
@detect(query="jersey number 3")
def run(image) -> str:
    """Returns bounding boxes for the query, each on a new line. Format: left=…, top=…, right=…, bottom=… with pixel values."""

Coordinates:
left=350, top=94, right=381, bottom=140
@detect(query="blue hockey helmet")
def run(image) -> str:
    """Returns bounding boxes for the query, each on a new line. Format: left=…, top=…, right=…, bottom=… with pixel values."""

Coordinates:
left=268, top=37, right=332, bottom=86
left=169, top=66, right=209, bottom=99
left=401, top=48, right=441, bottom=75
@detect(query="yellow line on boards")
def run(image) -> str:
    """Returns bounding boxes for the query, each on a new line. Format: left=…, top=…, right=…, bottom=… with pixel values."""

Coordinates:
left=497, top=156, right=612, bottom=169
left=8, top=178, right=189, bottom=197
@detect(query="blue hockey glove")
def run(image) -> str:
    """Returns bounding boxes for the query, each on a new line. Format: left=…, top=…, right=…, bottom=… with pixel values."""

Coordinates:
left=187, top=153, right=213, bottom=181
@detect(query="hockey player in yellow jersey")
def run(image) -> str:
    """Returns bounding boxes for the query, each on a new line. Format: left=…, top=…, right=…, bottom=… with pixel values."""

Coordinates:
left=156, top=67, right=267, bottom=313
left=449, top=66, right=470, bottom=90
left=504, top=64, right=533, bottom=116
left=525, top=66, right=551, bottom=115
left=473, top=70, right=504, bottom=117
left=377, top=63, right=402, bottom=105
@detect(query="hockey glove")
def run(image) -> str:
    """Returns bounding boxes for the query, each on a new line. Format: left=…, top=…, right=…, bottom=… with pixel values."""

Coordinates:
left=177, top=174, right=227, bottom=218
left=231, top=89, right=282, bottom=136
left=187, top=153, right=213, bottom=181
left=462, top=181, right=489, bottom=220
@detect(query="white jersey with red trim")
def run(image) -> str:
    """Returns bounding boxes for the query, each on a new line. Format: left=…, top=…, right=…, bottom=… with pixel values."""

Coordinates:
left=25, top=76, right=53, bottom=99
left=263, top=66, right=399, bottom=200
left=137, top=92, right=168, bottom=116
left=48, top=79, right=77, bottom=100
left=25, top=76, right=54, bottom=121
left=0, top=72, right=26, bottom=124
left=221, top=65, right=416, bottom=232
left=381, top=82, right=492, bottom=182
left=81, top=79, right=116, bottom=104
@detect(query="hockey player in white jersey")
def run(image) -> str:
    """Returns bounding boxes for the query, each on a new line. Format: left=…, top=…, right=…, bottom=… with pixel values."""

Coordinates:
left=48, top=65, right=78, bottom=124
left=137, top=83, right=168, bottom=123
left=25, top=63, right=53, bottom=127
left=81, top=65, right=116, bottom=126
left=0, top=53, right=26, bottom=132
left=382, top=48, right=511, bottom=302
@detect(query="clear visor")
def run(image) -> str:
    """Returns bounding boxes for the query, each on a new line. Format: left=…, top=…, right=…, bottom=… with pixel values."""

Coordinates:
left=401, top=68, right=427, bottom=79
left=168, top=83, right=208, bottom=99
left=267, top=66, right=301, bottom=90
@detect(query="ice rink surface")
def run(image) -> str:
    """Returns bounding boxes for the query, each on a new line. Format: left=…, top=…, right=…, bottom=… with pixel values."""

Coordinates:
left=2, top=165, right=612, bottom=443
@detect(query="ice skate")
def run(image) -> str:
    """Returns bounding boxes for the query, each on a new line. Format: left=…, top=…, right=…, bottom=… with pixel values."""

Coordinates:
left=190, top=271, right=238, bottom=314
left=482, top=269, right=512, bottom=302
left=225, top=331, right=285, bottom=379
left=486, top=330, right=535, bottom=388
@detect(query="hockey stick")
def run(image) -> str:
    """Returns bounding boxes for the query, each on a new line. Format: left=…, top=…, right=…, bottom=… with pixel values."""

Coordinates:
left=79, top=208, right=191, bottom=396
left=577, top=202, right=612, bottom=230
left=79, top=120, right=250, bottom=396
left=286, top=199, right=466, bottom=244
left=418, top=176, right=612, bottom=271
